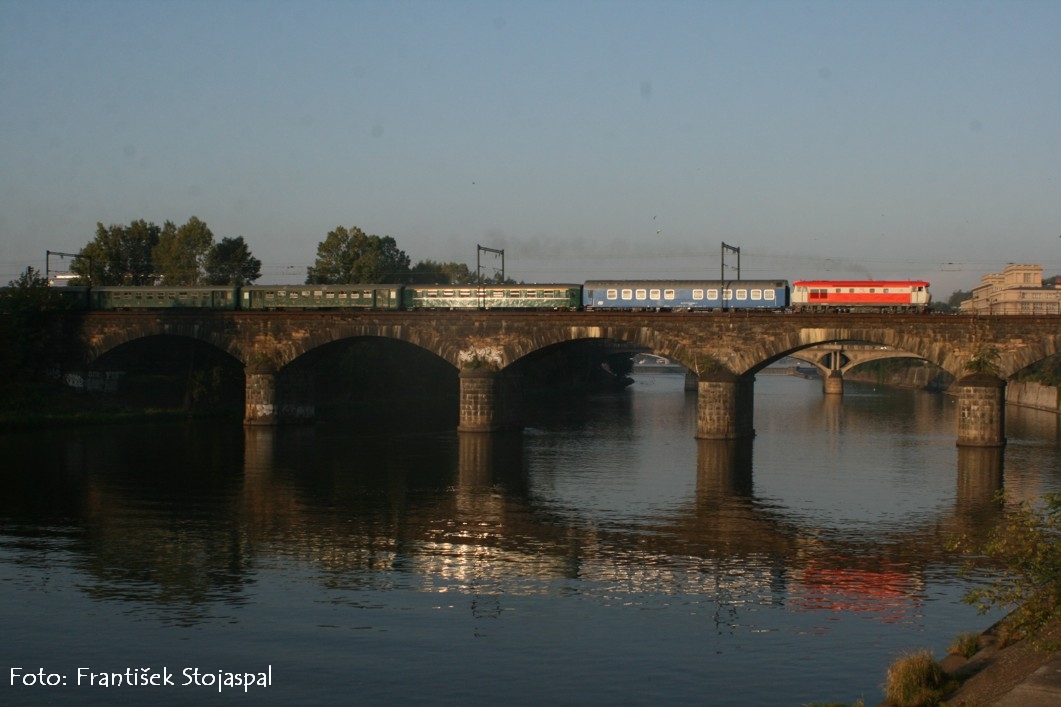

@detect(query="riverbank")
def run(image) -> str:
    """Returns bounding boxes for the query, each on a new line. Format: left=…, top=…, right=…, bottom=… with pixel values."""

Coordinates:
left=937, top=616, right=1061, bottom=705
left=0, top=379, right=231, bottom=431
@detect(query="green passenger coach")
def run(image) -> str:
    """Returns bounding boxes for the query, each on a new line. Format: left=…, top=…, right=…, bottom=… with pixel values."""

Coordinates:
left=241, top=285, right=403, bottom=310
left=88, top=286, right=240, bottom=309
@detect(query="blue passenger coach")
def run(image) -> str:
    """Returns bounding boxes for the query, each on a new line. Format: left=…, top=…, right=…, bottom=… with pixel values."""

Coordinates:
left=582, top=280, right=790, bottom=311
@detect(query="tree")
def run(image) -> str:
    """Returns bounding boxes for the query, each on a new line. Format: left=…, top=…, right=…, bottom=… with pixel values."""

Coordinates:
left=0, top=267, right=66, bottom=377
left=965, top=343, right=1001, bottom=376
left=203, top=236, right=262, bottom=285
left=72, top=219, right=161, bottom=285
left=306, top=226, right=411, bottom=284
left=153, top=216, right=215, bottom=285
left=409, top=259, right=475, bottom=284
left=932, top=289, right=973, bottom=313
left=948, top=290, right=973, bottom=309
left=955, top=493, right=1061, bottom=646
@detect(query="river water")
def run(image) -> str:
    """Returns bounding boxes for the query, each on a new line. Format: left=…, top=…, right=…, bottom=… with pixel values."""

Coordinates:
left=2, top=373, right=1060, bottom=705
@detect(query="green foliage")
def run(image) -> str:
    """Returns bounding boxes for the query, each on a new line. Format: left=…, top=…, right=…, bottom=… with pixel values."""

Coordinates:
left=69, top=217, right=259, bottom=287
left=964, top=344, right=1001, bottom=376
left=691, top=353, right=730, bottom=376
left=306, top=226, right=411, bottom=284
left=930, top=290, right=971, bottom=313
left=153, top=216, right=215, bottom=285
left=947, top=289, right=972, bottom=309
left=409, top=259, right=475, bottom=284
left=203, top=236, right=261, bottom=285
left=74, top=219, right=161, bottom=285
left=955, top=493, right=1061, bottom=647
left=0, top=267, right=67, bottom=378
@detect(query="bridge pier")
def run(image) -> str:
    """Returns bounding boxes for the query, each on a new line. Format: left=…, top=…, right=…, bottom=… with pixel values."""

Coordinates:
left=244, top=365, right=315, bottom=425
left=245, top=365, right=279, bottom=425
left=822, top=370, right=844, bottom=395
left=695, top=373, right=755, bottom=440
left=955, top=374, right=1006, bottom=447
left=822, top=350, right=844, bottom=395
left=458, top=368, right=523, bottom=433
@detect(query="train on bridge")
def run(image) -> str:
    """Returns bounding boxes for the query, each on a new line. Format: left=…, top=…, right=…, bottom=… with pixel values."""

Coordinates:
left=56, top=278, right=931, bottom=314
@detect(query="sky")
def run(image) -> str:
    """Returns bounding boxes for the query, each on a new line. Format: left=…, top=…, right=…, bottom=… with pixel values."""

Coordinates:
left=2, top=0, right=1059, bottom=296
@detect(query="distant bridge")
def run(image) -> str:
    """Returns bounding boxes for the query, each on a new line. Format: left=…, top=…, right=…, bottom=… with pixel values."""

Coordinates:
left=61, top=310, right=1061, bottom=446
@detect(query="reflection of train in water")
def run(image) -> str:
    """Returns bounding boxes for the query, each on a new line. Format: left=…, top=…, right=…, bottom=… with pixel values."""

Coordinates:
left=58, top=278, right=931, bottom=313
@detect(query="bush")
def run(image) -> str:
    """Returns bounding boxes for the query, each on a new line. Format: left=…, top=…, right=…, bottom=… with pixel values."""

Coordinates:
left=948, top=631, right=981, bottom=658
left=955, top=493, right=1061, bottom=646
left=883, top=650, right=949, bottom=706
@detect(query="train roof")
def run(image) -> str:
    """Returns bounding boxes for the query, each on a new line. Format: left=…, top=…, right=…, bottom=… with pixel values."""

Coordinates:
left=791, top=280, right=930, bottom=287
left=583, top=279, right=788, bottom=287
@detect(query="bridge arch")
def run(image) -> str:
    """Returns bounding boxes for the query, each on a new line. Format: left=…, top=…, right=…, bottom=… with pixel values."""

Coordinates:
left=76, top=315, right=245, bottom=366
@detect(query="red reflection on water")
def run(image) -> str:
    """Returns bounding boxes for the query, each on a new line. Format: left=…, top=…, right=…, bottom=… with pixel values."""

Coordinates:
left=788, top=563, right=923, bottom=622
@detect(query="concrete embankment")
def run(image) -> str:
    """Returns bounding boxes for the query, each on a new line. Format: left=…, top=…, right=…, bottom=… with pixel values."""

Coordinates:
left=1005, top=380, right=1061, bottom=414
left=846, top=365, right=953, bottom=392
left=847, top=367, right=1061, bottom=415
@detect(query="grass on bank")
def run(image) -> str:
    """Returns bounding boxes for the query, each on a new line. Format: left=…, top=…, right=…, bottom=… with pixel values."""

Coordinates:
left=883, top=650, right=953, bottom=707
left=948, top=631, right=982, bottom=659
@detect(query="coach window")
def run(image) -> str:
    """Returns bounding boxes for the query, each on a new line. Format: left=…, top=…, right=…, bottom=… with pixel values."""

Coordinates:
left=736, top=289, right=747, bottom=300
left=664, top=289, right=676, bottom=300
left=650, top=289, right=661, bottom=299
left=607, top=289, right=617, bottom=300
left=751, top=289, right=761, bottom=300
left=693, top=289, right=704, bottom=300
left=622, top=289, right=633, bottom=299
left=635, top=289, right=647, bottom=299
left=705, top=289, right=717, bottom=300
left=765, top=290, right=775, bottom=300
left=723, top=289, right=733, bottom=300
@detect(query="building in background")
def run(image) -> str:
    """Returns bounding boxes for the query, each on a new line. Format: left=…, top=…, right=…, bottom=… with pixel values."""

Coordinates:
left=960, top=264, right=1061, bottom=314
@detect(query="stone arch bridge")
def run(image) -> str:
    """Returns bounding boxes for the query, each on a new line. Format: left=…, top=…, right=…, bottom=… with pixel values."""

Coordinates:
left=62, top=310, right=1061, bottom=447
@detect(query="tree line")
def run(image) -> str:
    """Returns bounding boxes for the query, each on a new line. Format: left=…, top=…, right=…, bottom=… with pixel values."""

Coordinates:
left=63, top=218, right=494, bottom=287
